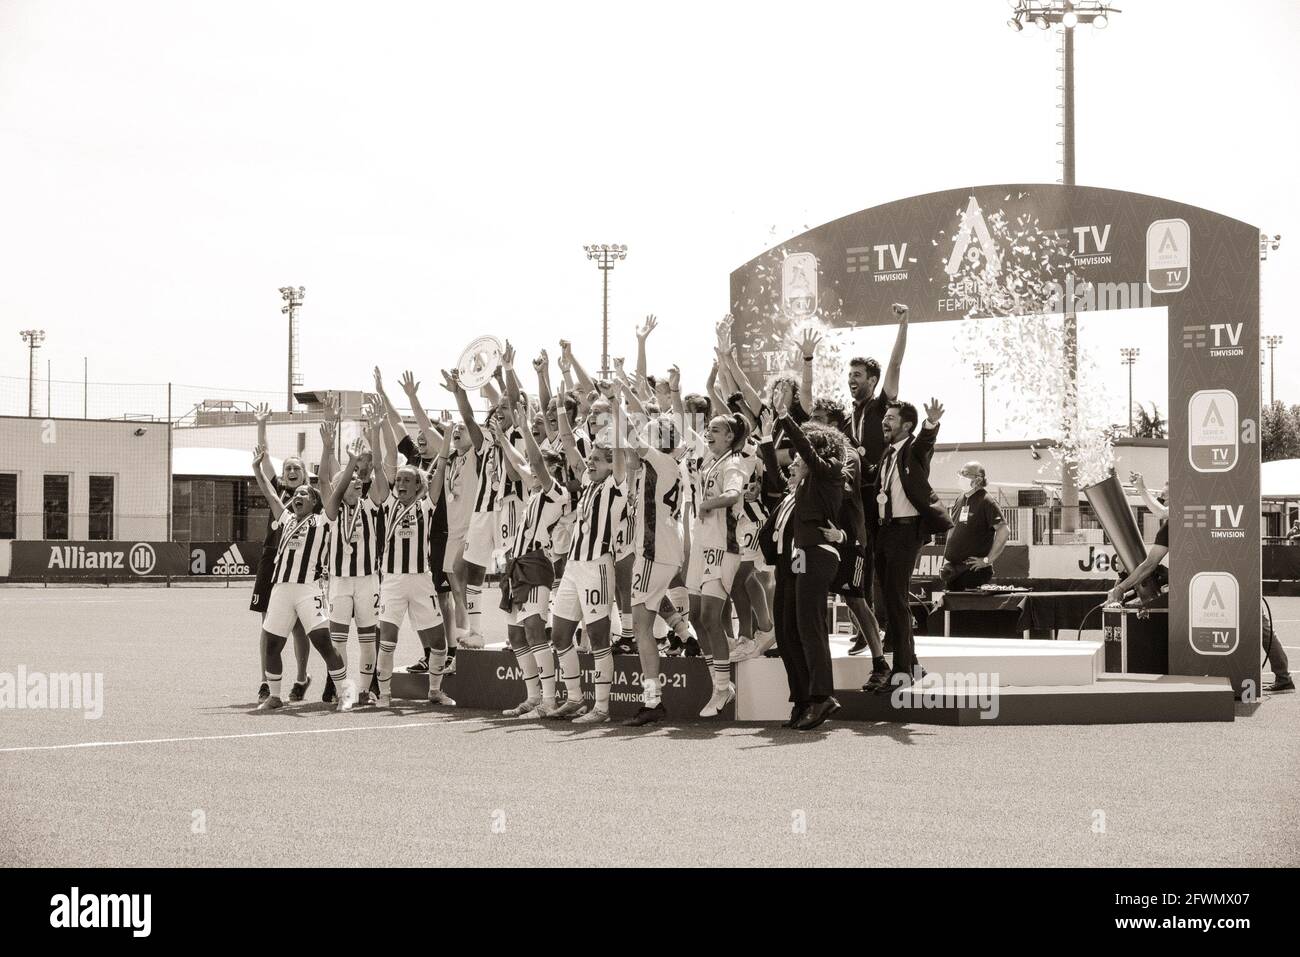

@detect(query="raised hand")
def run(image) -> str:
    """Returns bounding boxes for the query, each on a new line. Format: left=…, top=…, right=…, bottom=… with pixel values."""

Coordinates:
left=373, top=366, right=385, bottom=393
left=716, top=316, right=733, bottom=351
left=924, top=397, right=945, bottom=424
left=399, top=370, right=419, bottom=397
left=319, top=420, right=335, bottom=450
left=347, top=437, right=366, bottom=459
left=532, top=349, right=548, bottom=374
left=759, top=406, right=775, bottom=439
left=637, top=314, right=658, bottom=340
left=612, top=356, right=626, bottom=376
left=440, top=369, right=460, bottom=394
left=667, top=364, right=680, bottom=392
left=253, top=403, right=271, bottom=425
left=556, top=349, right=572, bottom=374
left=252, top=444, right=267, bottom=466
left=892, top=303, right=909, bottom=318
left=796, top=327, right=822, bottom=359
left=1128, top=470, right=1146, bottom=489
left=773, top=387, right=790, bottom=418
left=502, top=340, right=516, bottom=369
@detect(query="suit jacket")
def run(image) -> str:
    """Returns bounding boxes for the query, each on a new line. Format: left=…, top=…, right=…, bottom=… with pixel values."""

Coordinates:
left=840, top=446, right=868, bottom=552
left=757, top=414, right=844, bottom=560
left=868, top=423, right=953, bottom=538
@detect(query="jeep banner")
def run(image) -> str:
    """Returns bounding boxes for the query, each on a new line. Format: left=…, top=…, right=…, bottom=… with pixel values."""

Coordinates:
left=10, top=541, right=190, bottom=580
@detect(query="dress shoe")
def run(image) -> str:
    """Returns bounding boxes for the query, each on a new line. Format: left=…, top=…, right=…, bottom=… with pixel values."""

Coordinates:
left=781, top=703, right=809, bottom=728
left=794, top=697, right=841, bottom=730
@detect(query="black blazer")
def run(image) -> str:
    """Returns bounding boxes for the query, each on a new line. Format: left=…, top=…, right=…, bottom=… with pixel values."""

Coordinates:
left=868, top=423, right=952, bottom=537
left=757, top=414, right=844, bottom=560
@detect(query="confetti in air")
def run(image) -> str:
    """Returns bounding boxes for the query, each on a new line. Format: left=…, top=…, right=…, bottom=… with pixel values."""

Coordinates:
left=946, top=202, right=1119, bottom=488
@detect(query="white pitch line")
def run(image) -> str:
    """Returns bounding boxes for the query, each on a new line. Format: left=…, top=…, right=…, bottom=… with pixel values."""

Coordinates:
left=0, top=720, right=462, bottom=754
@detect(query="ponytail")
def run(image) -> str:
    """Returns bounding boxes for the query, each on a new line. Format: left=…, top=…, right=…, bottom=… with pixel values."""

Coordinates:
left=728, top=413, right=749, bottom=452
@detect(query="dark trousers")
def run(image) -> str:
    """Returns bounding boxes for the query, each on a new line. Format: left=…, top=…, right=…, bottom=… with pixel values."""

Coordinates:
left=775, top=544, right=839, bottom=705
left=874, top=521, right=926, bottom=677
left=939, top=561, right=993, bottom=591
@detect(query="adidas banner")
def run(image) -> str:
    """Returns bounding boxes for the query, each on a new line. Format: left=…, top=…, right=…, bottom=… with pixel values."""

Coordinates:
left=187, top=541, right=261, bottom=577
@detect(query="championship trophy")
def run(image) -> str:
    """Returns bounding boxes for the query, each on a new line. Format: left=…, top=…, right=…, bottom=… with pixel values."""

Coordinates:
left=1082, top=473, right=1166, bottom=606
left=457, top=335, right=505, bottom=390
left=781, top=252, right=819, bottom=323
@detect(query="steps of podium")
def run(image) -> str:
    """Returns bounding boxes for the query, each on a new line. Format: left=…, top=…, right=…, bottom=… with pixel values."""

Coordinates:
left=386, top=635, right=1231, bottom=725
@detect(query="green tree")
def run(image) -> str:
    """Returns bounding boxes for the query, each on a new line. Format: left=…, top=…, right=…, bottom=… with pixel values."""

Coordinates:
left=1132, top=402, right=1166, bottom=439
left=1262, top=400, right=1300, bottom=462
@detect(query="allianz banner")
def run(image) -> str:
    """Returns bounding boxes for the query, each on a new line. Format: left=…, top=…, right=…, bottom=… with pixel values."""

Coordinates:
left=10, top=541, right=189, bottom=579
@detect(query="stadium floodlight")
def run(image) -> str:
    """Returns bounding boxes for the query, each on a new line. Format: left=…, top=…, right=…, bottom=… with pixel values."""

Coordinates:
left=19, top=329, right=46, bottom=417
left=583, top=244, right=629, bottom=378
left=1007, top=2, right=1119, bottom=33
left=1005, top=0, right=1122, bottom=533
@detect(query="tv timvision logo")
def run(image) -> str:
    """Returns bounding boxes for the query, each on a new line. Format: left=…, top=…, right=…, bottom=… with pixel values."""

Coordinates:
left=846, top=241, right=912, bottom=282
left=1183, top=504, right=1246, bottom=539
left=1181, top=321, right=1245, bottom=358
left=1189, top=572, right=1239, bottom=656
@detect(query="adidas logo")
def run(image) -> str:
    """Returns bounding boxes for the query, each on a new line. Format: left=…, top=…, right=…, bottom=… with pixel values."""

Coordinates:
left=212, top=544, right=250, bottom=576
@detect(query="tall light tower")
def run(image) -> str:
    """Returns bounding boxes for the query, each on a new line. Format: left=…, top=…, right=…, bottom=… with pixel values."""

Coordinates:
left=583, top=244, right=627, bottom=378
left=279, top=286, right=305, bottom=412
left=1007, top=0, right=1121, bottom=532
left=973, top=362, right=994, bottom=442
left=1264, top=335, right=1283, bottom=406
left=19, top=329, right=45, bottom=417
left=1119, top=347, right=1140, bottom=433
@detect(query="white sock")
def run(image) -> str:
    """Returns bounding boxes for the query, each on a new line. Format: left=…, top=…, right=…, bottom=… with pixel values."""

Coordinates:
left=557, top=643, right=582, bottom=699
left=329, top=626, right=348, bottom=674
left=642, top=673, right=661, bottom=707
left=427, top=647, right=448, bottom=692
left=358, top=628, right=377, bottom=687
left=466, top=584, right=482, bottom=634
left=513, top=644, right=542, bottom=700
left=532, top=642, right=557, bottom=700
left=593, top=647, right=612, bottom=712
left=712, top=660, right=730, bottom=693
left=377, top=641, right=396, bottom=696
left=267, top=671, right=282, bottom=700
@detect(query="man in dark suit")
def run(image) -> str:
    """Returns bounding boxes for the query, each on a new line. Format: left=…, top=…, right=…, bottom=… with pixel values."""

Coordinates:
left=867, top=398, right=947, bottom=691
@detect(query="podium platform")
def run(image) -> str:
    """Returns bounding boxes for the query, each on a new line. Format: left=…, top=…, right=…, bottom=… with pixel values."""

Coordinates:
left=388, top=634, right=1232, bottom=725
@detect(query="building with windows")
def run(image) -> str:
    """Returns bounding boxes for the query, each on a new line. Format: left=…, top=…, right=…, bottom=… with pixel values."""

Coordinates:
left=0, top=415, right=170, bottom=542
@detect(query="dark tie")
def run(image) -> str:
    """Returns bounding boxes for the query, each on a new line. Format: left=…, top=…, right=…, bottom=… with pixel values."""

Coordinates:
left=879, top=446, right=895, bottom=525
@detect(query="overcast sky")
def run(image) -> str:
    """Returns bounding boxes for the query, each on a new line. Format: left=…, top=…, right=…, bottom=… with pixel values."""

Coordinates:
left=1, top=0, right=1296, bottom=442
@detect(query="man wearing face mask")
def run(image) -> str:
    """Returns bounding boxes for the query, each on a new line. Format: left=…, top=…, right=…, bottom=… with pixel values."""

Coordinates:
left=939, top=462, right=1009, bottom=592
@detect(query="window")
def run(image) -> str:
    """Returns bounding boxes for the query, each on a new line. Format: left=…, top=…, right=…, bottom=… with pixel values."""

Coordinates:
left=172, top=479, right=192, bottom=543
left=0, top=474, right=15, bottom=540
left=43, top=474, right=69, bottom=540
left=89, top=475, right=115, bottom=541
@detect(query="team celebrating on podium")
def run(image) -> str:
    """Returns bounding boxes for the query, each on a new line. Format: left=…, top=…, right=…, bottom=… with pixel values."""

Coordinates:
left=246, top=302, right=1009, bottom=728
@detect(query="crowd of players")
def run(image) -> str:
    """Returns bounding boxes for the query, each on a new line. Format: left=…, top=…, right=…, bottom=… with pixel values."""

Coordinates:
left=247, top=304, right=976, bottom=729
